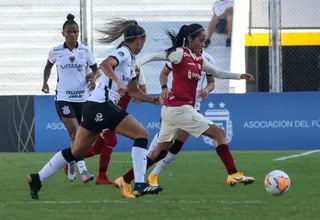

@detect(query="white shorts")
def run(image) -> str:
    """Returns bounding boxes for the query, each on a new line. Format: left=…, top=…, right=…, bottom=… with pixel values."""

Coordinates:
left=212, top=0, right=234, bottom=17
left=158, top=105, right=213, bottom=143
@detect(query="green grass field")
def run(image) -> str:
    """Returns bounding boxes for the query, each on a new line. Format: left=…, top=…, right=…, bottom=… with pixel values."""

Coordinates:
left=0, top=151, right=319, bottom=220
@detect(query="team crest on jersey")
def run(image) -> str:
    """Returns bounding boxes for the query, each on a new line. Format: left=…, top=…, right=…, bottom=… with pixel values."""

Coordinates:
left=69, top=56, right=75, bottom=63
left=202, top=102, right=233, bottom=146
left=118, top=52, right=124, bottom=57
left=62, top=106, right=71, bottom=115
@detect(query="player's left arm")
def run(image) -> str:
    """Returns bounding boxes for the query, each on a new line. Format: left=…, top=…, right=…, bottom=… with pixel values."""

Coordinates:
left=199, top=75, right=215, bottom=99
left=205, top=74, right=215, bottom=93
left=127, top=78, right=158, bottom=104
left=202, top=58, right=254, bottom=81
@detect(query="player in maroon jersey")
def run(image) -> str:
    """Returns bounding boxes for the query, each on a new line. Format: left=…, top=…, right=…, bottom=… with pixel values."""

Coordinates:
left=84, top=66, right=146, bottom=185
left=115, top=24, right=255, bottom=195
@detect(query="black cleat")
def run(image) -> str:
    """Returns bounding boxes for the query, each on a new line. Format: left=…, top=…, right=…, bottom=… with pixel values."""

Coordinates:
left=26, top=173, right=42, bottom=200
left=132, top=182, right=163, bottom=198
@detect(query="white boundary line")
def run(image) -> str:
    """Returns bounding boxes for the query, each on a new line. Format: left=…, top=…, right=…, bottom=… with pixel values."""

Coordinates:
left=12, top=200, right=262, bottom=205
left=273, top=150, right=320, bottom=161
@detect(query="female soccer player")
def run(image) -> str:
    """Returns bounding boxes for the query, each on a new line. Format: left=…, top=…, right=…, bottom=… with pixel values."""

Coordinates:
left=27, top=18, right=163, bottom=200
left=116, top=24, right=255, bottom=195
left=84, top=66, right=147, bottom=185
left=117, top=50, right=215, bottom=187
left=148, top=51, right=216, bottom=186
left=41, top=14, right=98, bottom=183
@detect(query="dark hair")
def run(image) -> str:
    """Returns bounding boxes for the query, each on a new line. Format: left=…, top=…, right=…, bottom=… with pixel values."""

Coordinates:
left=165, top=23, right=204, bottom=56
left=63, top=14, right=78, bottom=30
left=98, top=18, right=146, bottom=44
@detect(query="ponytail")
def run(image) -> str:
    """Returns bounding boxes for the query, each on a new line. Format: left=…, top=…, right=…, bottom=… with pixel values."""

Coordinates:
left=98, top=18, right=146, bottom=44
left=165, top=23, right=204, bottom=56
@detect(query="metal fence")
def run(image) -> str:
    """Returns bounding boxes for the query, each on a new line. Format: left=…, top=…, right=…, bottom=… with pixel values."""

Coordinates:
left=247, top=0, right=320, bottom=92
left=0, top=0, right=80, bottom=95
left=0, top=0, right=232, bottom=95
left=1, top=0, right=318, bottom=95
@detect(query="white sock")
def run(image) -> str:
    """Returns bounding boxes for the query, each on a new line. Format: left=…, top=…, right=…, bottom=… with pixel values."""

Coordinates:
left=132, top=147, right=147, bottom=183
left=38, top=151, right=68, bottom=182
left=152, top=152, right=176, bottom=175
left=76, top=160, right=88, bottom=173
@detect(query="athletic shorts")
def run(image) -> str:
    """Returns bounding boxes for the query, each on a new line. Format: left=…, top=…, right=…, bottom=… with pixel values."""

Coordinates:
left=80, top=100, right=128, bottom=133
left=212, top=0, right=234, bottom=17
left=158, top=105, right=213, bottom=143
left=55, top=101, right=84, bottom=123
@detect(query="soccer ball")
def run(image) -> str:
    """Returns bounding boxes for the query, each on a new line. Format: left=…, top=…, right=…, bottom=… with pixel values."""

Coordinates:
left=264, top=170, right=290, bottom=196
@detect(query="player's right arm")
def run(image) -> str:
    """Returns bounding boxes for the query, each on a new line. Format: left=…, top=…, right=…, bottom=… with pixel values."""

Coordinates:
left=136, top=48, right=184, bottom=67
left=160, top=63, right=172, bottom=101
left=42, top=48, right=55, bottom=94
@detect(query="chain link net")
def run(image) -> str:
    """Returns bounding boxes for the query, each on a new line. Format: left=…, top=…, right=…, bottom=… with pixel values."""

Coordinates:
left=247, top=0, right=320, bottom=92
left=280, top=0, right=320, bottom=91
left=1, top=0, right=239, bottom=95
left=0, top=0, right=80, bottom=95
left=92, top=0, right=232, bottom=94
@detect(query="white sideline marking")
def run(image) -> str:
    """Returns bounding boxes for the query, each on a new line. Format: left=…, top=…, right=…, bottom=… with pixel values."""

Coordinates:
left=13, top=200, right=262, bottom=205
left=273, top=150, right=320, bottom=161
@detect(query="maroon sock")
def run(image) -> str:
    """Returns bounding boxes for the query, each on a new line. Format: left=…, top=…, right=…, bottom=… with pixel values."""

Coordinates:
left=98, top=146, right=113, bottom=178
left=123, top=156, right=155, bottom=184
left=98, top=131, right=117, bottom=178
left=216, top=144, right=238, bottom=174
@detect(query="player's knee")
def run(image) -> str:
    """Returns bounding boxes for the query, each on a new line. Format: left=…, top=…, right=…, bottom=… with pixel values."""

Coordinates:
left=177, top=131, right=190, bottom=143
left=207, top=125, right=226, bottom=142
left=133, top=138, right=148, bottom=149
left=135, top=127, right=149, bottom=140
left=215, top=126, right=226, bottom=142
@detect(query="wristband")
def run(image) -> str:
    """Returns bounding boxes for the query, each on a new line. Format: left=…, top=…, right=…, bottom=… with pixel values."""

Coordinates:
left=161, top=84, right=168, bottom=89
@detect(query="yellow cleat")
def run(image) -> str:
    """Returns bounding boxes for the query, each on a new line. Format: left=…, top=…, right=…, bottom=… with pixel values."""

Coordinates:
left=227, top=172, right=255, bottom=187
left=148, top=173, right=158, bottom=186
left=114, top=177, right=135, bottom=198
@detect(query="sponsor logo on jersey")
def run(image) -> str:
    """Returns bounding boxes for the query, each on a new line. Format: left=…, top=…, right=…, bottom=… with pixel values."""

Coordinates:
left=60, top=64, right=84, bottom=72
left=65, top=90, right=85, bottom=99
left=187, top=69, right=201, bottom=80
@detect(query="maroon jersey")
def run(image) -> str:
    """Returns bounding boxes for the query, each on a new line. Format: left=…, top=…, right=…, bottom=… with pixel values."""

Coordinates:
left=165, top=48, right=203, bottom=107
left=117, top=73, right=140, bottom=110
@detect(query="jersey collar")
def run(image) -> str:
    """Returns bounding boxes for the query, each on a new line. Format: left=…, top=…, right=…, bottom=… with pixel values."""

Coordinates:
left=184, top=47, right=197, bottom=60
left=63, top=42, right=79, bottom=50
left=122, top=44, right=135, bottom=59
